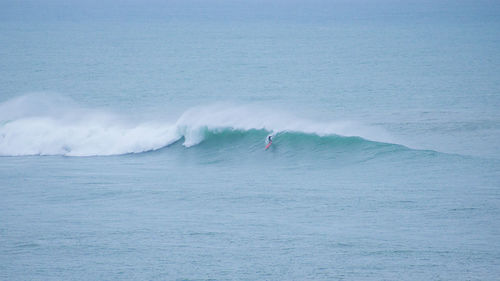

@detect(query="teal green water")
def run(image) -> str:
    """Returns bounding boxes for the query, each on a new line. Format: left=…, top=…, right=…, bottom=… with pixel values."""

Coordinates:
left=1, top=1, right=500, bottom=280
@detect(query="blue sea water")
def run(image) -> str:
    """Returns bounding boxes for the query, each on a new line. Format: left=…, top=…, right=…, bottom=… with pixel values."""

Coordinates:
left=1, top=0, right=500, bottom=280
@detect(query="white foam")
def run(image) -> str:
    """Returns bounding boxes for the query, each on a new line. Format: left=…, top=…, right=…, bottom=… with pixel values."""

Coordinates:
left=0, top=94, right=180, bottom=156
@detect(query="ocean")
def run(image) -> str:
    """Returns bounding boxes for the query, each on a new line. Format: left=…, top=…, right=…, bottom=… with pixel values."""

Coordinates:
left=1, top=0, right=500, bottom=280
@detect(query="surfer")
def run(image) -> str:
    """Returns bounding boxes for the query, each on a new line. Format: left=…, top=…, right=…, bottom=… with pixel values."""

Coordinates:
left=265, top=135, right=273, bottom=150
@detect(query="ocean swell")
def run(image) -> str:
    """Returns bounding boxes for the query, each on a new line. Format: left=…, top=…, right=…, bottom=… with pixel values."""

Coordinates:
left=0, top=95, right=397, bottom=156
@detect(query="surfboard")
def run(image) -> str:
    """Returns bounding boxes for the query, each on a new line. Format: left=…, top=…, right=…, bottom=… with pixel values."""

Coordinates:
left=265, top=142, right=272, bottom=150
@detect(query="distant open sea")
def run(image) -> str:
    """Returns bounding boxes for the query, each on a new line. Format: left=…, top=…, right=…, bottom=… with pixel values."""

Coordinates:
left=1, top=0, right=500, bottom=280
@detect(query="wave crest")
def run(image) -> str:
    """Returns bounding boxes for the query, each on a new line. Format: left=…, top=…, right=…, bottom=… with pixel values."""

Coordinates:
left=0, top=95, right=396, bottom=156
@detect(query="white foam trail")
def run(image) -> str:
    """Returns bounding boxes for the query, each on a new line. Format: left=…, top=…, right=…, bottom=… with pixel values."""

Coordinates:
left=0, top=95, right=394, bottom=156
left=0, top=94, right=180, bottom=156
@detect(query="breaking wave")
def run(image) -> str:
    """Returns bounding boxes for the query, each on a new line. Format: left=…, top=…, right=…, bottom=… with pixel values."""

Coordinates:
left=0, top=94, right=402, bottom=156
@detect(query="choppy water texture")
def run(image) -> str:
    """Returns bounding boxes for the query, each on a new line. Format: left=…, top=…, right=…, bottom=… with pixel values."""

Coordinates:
left=1, top=0, right=500, bottom=280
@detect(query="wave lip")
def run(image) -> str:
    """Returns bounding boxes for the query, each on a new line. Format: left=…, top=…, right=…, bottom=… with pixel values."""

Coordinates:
left=0, top=95, right=398, bottom=157
left=174, top=104, right=395, bottom=147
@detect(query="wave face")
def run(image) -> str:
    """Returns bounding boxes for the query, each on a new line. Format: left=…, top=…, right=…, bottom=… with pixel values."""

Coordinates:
left=0, top=94, right=400, bottom=157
